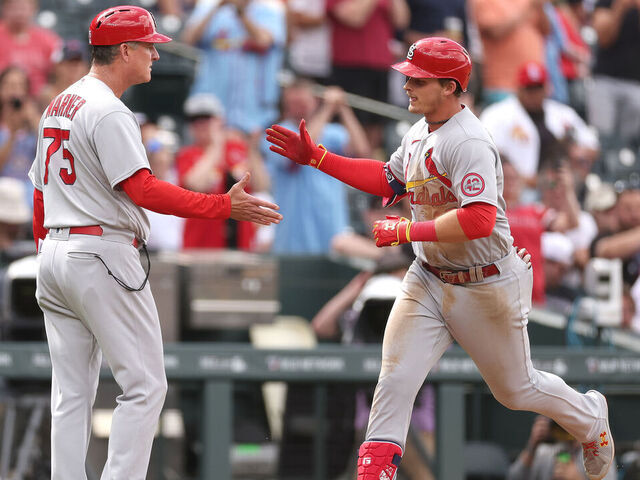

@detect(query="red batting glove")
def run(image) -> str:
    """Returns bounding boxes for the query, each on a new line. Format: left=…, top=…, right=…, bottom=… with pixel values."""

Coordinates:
left=372, top=215, right=413, bottom=247
left=265, top=119, right=325, bottom=167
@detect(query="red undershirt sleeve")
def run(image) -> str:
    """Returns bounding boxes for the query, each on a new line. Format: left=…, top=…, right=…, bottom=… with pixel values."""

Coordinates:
left=119, top=168, right=231, bottom=219
left=32, top=188, right=46, bottom=250
left=315, top=150, right=396, bottom=198
left=455, top=202, right=497, bottom=240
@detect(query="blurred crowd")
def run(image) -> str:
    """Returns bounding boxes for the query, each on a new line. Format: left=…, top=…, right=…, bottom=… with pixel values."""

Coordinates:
left=0, top=0, right=640, bottom=337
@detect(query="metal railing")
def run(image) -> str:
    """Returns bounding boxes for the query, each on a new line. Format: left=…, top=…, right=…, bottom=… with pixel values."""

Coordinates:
left=2, top=343, right=640, bottom=479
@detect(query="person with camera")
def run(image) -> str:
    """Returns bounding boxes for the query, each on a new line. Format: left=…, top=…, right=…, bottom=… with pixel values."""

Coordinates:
left=0, top=66, right=40, bottom=185
left=508, top=415, right=617, bottom=480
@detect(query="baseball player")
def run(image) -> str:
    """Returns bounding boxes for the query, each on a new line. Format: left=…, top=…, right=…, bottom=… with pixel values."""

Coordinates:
left=28, top=6, right=281, bottom=480
left=266, top=37, right=614, bottom=480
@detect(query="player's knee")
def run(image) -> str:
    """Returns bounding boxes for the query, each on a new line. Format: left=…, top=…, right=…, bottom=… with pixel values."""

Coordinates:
left=492, top=388, right=527, bottom=411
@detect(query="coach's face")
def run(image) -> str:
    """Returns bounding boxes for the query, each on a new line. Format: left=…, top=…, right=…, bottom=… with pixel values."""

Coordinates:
left=126, top=42, right=160, bottom=85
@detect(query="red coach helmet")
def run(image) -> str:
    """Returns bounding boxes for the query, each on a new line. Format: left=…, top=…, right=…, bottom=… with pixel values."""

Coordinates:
left=89, top=5, right=172, bottom=46
left=392, top=37, right=472, bottom=92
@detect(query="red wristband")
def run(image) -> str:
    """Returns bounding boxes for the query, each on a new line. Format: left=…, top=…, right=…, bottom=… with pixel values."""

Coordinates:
left=408, top=221, right=437, bottom=242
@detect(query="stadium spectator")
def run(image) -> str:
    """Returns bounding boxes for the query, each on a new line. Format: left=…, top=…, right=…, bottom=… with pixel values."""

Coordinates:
left=38, top=39, right=89, bottom=112
left=0, top=177, right=31, bottom=320
left=176, top=92, right=268, bottom=250
left=140, top=119, right=184, bottom=252
left=0, top=0, right=61, bottom=96
left=0, top=176, right=30, bottom=264
left=542, top=230, right=581, bottom=316
left=591, top=187, right=640, bottom=287
left=286, top=0, right=331, bottom=83
left=404, top=0, right=467, bottom=45
left=326, top=0, right=410, bottom=153
left=587, top=0, right=640, bottom=150
left=507, top=415, right=617, bottom=480
left=262, top=79, right=370, bottom=254
left=555, top=0, right=592, bottom=116
left=181, top=0, right=286, bottom=134
left=542, top=1, right=571, bottom=104
left=0, top=66, right=40, bottom=196
left=468, top=0, right=549, bottom=104
left=480, top=61, right=599, bottom=201
left=503, top=158, right=580, bottom=305
left=584, top=181, right=619, bottom=238
left=538, top=164, right=597, bottom=274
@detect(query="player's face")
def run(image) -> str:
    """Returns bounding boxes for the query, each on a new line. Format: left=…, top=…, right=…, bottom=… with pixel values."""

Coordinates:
left=128, top=42, right=160, bottom=84
left=403, top=77, right=447, bottom=116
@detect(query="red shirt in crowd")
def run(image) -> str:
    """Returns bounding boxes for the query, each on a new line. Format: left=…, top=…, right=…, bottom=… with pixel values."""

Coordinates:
left=506, top=203, right=549, bottom=305
left=327, top=0, right=395, bottom=68
left=0, top=22, right=61, bottom=95
left=176, top=140, right=255, bottom=250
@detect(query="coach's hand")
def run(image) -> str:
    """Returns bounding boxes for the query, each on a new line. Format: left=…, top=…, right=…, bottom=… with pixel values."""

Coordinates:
left=265, top=119, right=323, bottom=166
left=228, top=172, right=282, bottom=225
left=373, top=215, right=412, bottom=247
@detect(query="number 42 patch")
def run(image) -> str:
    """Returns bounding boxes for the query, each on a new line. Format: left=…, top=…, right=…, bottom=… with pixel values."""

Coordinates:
left=461, top=173, right=485, bottom=196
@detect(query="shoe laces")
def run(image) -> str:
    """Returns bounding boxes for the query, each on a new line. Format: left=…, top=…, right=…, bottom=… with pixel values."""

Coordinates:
left=582, top=440, right=599, bottom=457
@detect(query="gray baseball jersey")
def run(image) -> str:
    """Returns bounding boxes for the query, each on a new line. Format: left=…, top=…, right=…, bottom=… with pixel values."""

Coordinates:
left=386, top=106, right=512, bottom=269
left=29, top=75, right=151, bottom=242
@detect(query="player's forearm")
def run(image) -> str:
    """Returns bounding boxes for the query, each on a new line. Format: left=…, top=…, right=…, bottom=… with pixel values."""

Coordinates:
left=409, top=203, right=497, bottom=243
left=121, top=169, right=231, bottom=219
left=315, top=150, right=394, bottom=197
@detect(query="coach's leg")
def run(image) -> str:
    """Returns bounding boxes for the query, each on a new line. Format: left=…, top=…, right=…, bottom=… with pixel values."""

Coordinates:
left=360, top=264, right=454, bottom=479
left=62, top=241, right=168, bottom=480
left=37, top=242, right=101, bottom=480
left=41, top=310, right=101, bottom=480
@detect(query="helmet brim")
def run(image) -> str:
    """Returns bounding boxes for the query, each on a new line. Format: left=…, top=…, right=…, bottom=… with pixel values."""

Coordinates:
left=391, top=60, right=436, bottom=79
left=136, top=32, right=173, bottom=44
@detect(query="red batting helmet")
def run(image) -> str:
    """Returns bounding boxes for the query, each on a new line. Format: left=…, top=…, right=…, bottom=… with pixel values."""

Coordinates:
left=89, top=5, right=172, bottom=46
left=391, top=37, right=472, bottom=92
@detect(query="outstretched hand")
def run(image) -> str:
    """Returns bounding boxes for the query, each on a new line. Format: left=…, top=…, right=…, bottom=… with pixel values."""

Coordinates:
left=228, top=172, right=282, bottom=225
left=265, top=119, right=320, bottom=166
